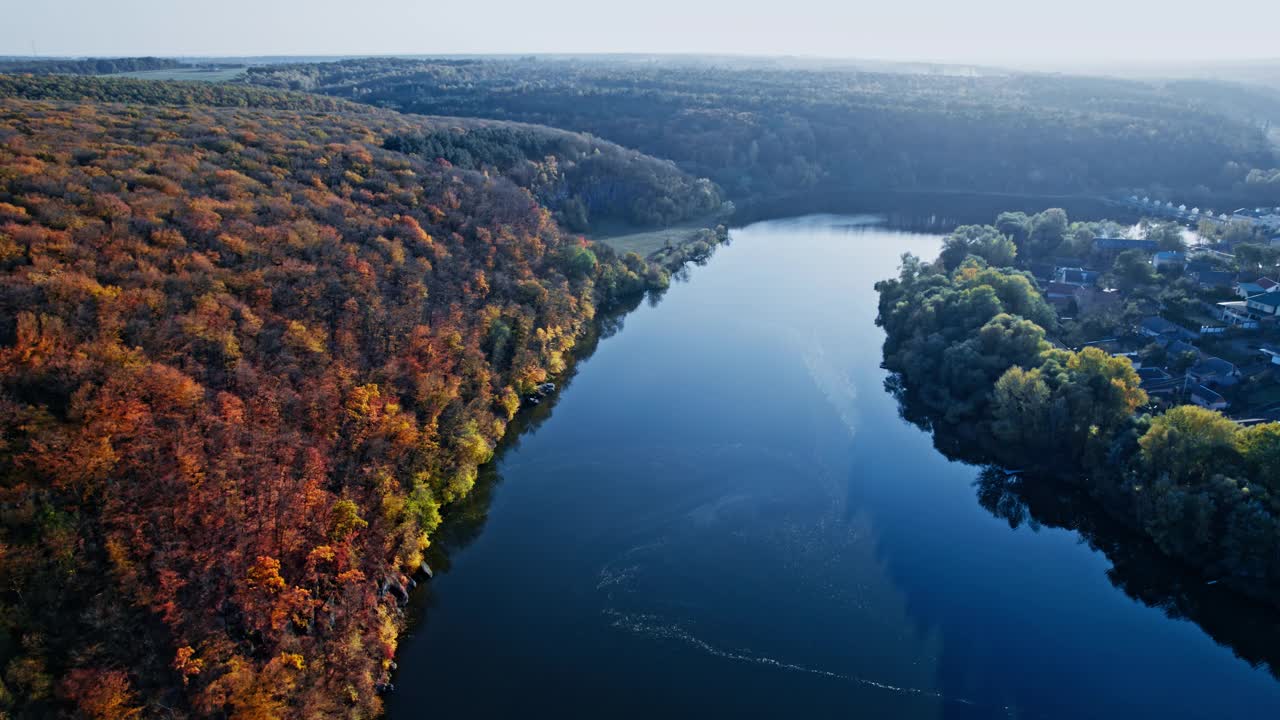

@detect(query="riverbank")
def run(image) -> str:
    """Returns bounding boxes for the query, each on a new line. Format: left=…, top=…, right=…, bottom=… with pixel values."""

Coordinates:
left=591, top=221, right=730, bottom=279
left=877, top=247, right=1280, bottom=609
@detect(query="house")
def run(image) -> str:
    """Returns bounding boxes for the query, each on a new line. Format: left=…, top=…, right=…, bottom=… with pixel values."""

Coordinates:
left=1152, top=251, right=1185, bottom=270
left=1237, top=282, right=1263, bottom=298
left=1160, top=339, right=1201, bottom=361
left=1141, top=375, right=1184, bottom=396
left=1045, top=281, right=1079, bottom=299
left=1192, top=270, right=1236, bottom=290
left=1044, top=282, right=1077, bottom=311
left=1193, top=303, right=1230, bottom=334
left=1190, top=384, right=1229, bottom=410
left=1187, top=356, right=1240, bottom=386
left=1139, top=316, right=1199, bottom=341
left=1216, top=301, right=1261, bottom=329
left=1184, top=259, right=1217, bottom=275
left=1246, top=292, right=1280, bottom=316
left=1136, top=367, right=1171, bottom=383
left=1237, top=280, right=1272, bottom=298
left=1259, top=277, right=1278, bottom=291
left=1262, top=346, right=1280, bottom=366
left=1028, top=262, right=1057, bottom=282
left=1055, top=267, right=1100, bottom=286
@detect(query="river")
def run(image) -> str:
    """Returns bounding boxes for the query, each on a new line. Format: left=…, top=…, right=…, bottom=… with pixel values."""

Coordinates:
left=388, top=215, right=1280, bottom=719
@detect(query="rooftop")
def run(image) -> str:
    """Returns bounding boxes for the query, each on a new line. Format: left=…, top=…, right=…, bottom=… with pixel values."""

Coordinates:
left=1189, top=357, right=1236, bottom=377
left=1194, top=270, right=1235, bottom=286
left=1191, top=384, right=1227, bottom=405
left=1140, top=316, right=1196, bottom=338
left=1160, top=339, right=1200, bottom=358
left=1136, top=367, right=1171, bottom=381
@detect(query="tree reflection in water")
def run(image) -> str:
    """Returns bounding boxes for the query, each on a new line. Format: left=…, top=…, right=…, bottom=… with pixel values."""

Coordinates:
left=398, top=285, right=654, bottom=626
left=890, top=375, right=1280, bottom=682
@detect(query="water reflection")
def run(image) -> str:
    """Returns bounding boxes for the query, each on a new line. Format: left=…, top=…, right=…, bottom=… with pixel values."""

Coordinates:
left=893, top=383, right=1280, bottom=683
left=976, top=467, right=1280, bottom=681
left=392, top=215, right=1280, bottom=719
left=409, top=290, right=647, bottom=583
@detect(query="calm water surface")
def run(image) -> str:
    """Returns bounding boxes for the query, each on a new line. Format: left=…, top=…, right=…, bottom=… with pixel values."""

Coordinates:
left=390, top=216, right=1280, bottom=719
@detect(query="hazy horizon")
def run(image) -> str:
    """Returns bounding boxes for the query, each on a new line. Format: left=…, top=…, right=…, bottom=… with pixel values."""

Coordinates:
left=7, top=0, right=1280, bottom=66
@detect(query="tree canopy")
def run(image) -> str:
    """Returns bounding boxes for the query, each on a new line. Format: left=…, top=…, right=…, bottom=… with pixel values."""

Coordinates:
left=0, top=91, right=668, bottom=718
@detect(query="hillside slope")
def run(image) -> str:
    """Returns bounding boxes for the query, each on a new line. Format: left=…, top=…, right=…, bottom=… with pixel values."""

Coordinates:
left=0, top=74, right=725, bottom=234
left=0, top=88, right=667, bottom=718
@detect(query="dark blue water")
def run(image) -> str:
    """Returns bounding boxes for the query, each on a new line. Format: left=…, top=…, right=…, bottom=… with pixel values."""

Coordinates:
left=389, top=216, right=1280, bottom=719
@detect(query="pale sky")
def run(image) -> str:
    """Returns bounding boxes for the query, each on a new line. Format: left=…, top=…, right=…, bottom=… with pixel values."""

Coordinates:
left=3, top=0, right=1277, bottom=65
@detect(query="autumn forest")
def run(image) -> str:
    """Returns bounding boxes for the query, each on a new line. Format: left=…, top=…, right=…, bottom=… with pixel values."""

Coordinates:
left=0, top=80, right=673, bottom=717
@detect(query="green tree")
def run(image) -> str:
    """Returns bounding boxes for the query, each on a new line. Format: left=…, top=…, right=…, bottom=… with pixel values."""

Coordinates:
left=1026, top=208, right=1069, bottom=258
left=1222, top=220, right=1263, bottom=245
left=991, top=365, right=1051, bottom=449
left=1110, top=249, right=1158, bottom=291
left=1171, top=350, right=1199, bottom=374
left=1039, top=346, right=1146, bottom=452
left=1139, top=405, right=1240, bottom=485
left=1234, top=243, right=1280, bottom=276
left=558, top=245, right=599, bottom=279
left=1147, top=222, right=1186, bottom=252
left=995, top=212, right=1030, bottom=246
left=1236, top=423, right=1280, bottom=494
left=939, top=225, right=1017, bottom=270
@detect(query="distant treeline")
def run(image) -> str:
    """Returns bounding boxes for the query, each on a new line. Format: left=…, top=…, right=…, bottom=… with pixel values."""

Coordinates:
left=0, top=73, right=381, bottom=112
left=876, top=216, right=1280, bottom=609
left=385, top=124, right=724, bottom=231
left=0, top=56, right=190, bottom=75
left=242, top=57, right=1280, bottom=207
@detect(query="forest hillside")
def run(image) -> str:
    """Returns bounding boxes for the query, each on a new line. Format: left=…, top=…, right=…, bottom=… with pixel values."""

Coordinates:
left=0, top=80, right=671, bottom=718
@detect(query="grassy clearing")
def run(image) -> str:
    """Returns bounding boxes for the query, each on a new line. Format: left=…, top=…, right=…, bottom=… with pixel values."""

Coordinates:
left=593, top=226, right=709, bottom=257
left=112, top=67, right=247, bottom=82
left=590, top=214, right=725, bottom=258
